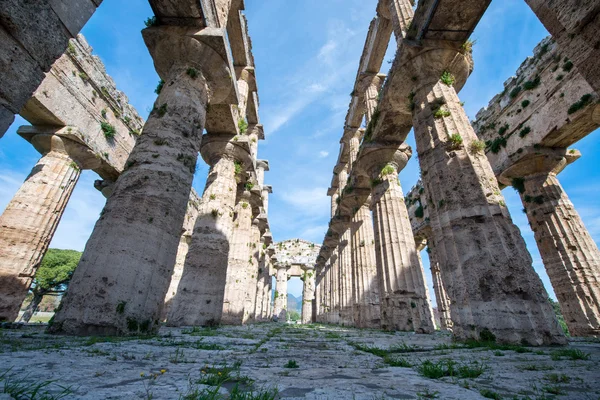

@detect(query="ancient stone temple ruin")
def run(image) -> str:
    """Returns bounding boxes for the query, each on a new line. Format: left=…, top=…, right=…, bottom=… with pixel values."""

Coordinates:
left=0, top=0, right=599, bottom=398
left=0, top=0, right=598, bottom=366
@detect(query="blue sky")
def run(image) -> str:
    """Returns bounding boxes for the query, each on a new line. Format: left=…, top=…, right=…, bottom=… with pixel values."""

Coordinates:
left=1, top=0, right=599, bottom=301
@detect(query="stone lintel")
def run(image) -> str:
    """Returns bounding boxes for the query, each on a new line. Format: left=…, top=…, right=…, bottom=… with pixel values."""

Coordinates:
left=408, top=0, right=491, bottom=43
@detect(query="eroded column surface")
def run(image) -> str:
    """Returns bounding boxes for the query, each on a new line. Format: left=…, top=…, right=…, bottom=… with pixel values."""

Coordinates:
left=339, top=233, right=354, bottom=326
left=371, top=157, right=435, bottom=333
left=0, top=136, right=81, bottom=321
left=221, top=191, right=253, bottom=325
left=273, top=264, right=289, bottom=320
left=412, top=80, right=565, bottom=344
left=427, top=240, right=453, bottom=331
left=254, top=240, right=268, bottom=321
left=330, top=250, right=340, bottom=324
left=51, top=65, right=207, bottom=335
left=351, top=202, right=381, bottom=329
left=242, top=218, right=262, bottom=323
left=525, top=0, right=600, bottom=94
left=515, top=160, right=600, bottom=336
left=388, top=0, right=414, bottom=43
left=302, top=266, right=316, bottom=324
left=167, top=149, right=239, bottom=327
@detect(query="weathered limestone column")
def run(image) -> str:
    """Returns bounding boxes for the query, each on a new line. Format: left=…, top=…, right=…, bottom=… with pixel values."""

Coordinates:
left=339, top=233, right=354, bottom=326
left=273, top=263, right=290, bottom=320
left=411, top=79, right=565, bottom=344
left=0, top=134, right=88, bottom=321
left=368, top=148, right=435, bottom=333
left=388, top=0, right=414, bottom=43
left=362, top=74, right=385, bottom=122
left=329, top=250, right=340, bottom=324
left=162, top=233, right=191, bottom=321
left=51, top=28, right=218, bottom=335
left=315, top=265, right=324, bottom=323
left=221, top=190, right=254, bottom=325
left=319, top=263, right=330, bottom=322
left=167, top=134, right=246, bottom=327
left=500, top=150, right=600, bottom=337
left=350, top=201, right=381, bottom=329
left=247, top=124, right=263, bottom=160
left=525, top=0, right=600, bottom=94
left=301, top=266, right=316, bottom=324
left=426, top=238, right=453, bottom=331
left=242, top=217, right=262, bottom=323
left=263, top=248, right=276, bottom=320
left=254, top=238, right=268, bottom=321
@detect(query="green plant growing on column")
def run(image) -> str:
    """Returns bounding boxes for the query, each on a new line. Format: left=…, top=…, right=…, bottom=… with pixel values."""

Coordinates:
left=433, top=108, right=451, bottom=119
left=186, top=68, right=198, bottom=79
left=448, top=134, right=463, bottom=150
left=144, top=16, right=159, bottom=27
left=381, top=164, right=395, bottom=176
left=238, top=118, right=248, bottom=134
left=469, top=140, right=486, bottom=154
left=155, top=79, right=164, bottom=95
left=101, top=122, right=116, bottom=139
left=440, top=71, right=455, bottom=86
left=519, top=126, right=531, bottom=138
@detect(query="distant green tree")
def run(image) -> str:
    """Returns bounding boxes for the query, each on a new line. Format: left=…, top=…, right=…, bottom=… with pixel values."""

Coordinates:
left=20, top=249, right=81, bottom=323
left=287, top=311, right=300, bottom=322
left=549, top=298, right=570, bottom=336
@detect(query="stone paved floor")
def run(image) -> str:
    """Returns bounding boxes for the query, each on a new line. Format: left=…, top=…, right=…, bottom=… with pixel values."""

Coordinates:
left=0, top=323, right=599, bottom=399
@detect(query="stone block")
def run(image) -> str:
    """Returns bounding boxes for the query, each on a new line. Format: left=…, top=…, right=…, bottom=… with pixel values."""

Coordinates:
left=0, top=0, right=71, bottom=71
left=48, top=0, right=98, bottom=37
left=0, top=27, right=45, bottom=113
left=0, top=104, right=14, bottom=139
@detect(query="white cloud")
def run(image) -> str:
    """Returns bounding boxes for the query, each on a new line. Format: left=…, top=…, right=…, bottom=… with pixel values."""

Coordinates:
left=280, top=187, right=329, bottom=213
left=318, top=151, right=329, bottom=158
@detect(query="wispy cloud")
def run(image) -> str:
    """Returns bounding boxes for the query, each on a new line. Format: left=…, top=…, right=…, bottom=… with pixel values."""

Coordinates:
left=318, top=151, right=329, bottom=158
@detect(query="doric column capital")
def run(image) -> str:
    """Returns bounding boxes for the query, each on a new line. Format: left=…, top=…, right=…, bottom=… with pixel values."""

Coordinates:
left=200, top=132, right=253, bottom=168
left=498, top=147, right=579, bottom=186
left=18, top=127, right=101, bottom=170
left=354, top=141, right=411, bottom=179
left=142, top=26, right=238, bottom=105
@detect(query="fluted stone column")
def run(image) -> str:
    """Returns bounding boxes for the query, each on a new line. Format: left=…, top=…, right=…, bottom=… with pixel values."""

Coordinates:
left=411, top=80, right=565, bottom=344
left=500, top=150, right=600, bottom=337
left=388, top=0, right=414, bottom=43
left=339, top=234, right=354, bottom=326
left=315, top=265, right=324, bottom=322
left=427, top=239, right=453, bottom=331
left=273, top=263, right=290, bottom=320
left=351, top=202, right=381, bottom=328
left=221, top=190, right=254, bottom=325
left=319, top=262, right=331, bottom=323
left=331, top=250, right=341, bottom=324
left=167, top=136, right=245, bottom=327
left=525, top=0, right=600, bottom=94
left=264, top=249, right=276, bottom=320
left=242, top=218, right=262, bottom=323
left=0, top=135, right=85, bottom=321
left=254, top=239, right=268, bottom=321
left=162, top=233, right=192, bottom=321
left=51, top=28, right=217, bottom=335
left=301, top=266, right=316, bottom=324
left=363, top=75, right=385, bottom=122
left=370, top=150, right=434, bottom=333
